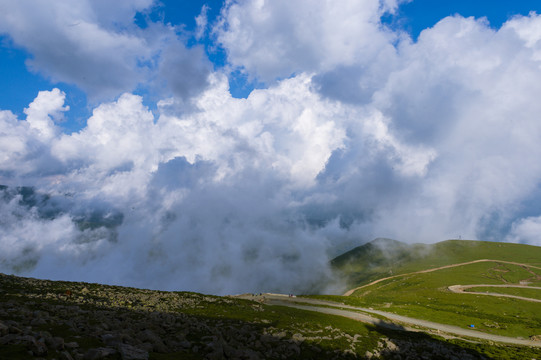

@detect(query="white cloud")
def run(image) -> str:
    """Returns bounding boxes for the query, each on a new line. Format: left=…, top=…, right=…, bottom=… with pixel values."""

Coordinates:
left=195, top=4, right=210, bottom=40
left=24, top=88, right=69, bottom=140
left=0, top=0, right=151, bottom=98
left=504, top=11, right=541, bottom=48
left=156, top=73, right=347, bottom=188
left=507, top=216, right=541, bottom=246
left=363, top=13, right=541, bottom=242
left=0, top=78, right=351, bottom=293
left=0, top=0, right=211, bottom=101
left=0, top=89, right=70, bottom=179
left=3, top=3, right=541, bottom=294
left=361, top=110, right=436, bottom=177
left=214, top=0, right=400, bottom=82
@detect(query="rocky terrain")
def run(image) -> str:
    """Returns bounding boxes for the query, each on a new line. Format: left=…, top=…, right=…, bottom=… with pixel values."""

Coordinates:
left=0, top=273, right=526, bottom=359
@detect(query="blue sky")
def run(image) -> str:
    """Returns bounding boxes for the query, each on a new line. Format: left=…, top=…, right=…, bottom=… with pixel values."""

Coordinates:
left=2, top=0, right=540, bottom=133
left=2, top=0, right=541, bottom=293
left=389, top=0, right=541, bottom=36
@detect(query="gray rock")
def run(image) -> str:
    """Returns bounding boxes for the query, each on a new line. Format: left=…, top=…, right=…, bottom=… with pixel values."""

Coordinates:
left=138, top=329, right=168, bottom=353
left=59, top=350, right=75, bottom=360
left=178, top=339, right=192, bottom=349
left=152, top=341, right=168, bottom=353
left=65, top=341, right=80, bottom=349
left=0, top=333, right=20, bottom=345
left=101, top=333, right=122, bottom=346
left=8, top=325, right=23, bottom=334
left=118, top=343, right=149, bottom=360
left=0, top=321, right=8, bottom=336
left=83, top=347, right=117, bottom=360
left=206, top=338, right=225, bottom=357
left=139, top=342, right=154, bottom=352
left=223, top=344, right=243, bottom=359
left=54, top=336, right=66, bottom=350
left=288, top=342, right=300, bottom=356
left=33, top=310, right=50, bottom=318
left=23, top=335, right=48, bottom=357
left=206, top=349, right=224, bottom=360
left=138, top=329, right=160, bottom=344
left=239, top=349, right=261, bottom=360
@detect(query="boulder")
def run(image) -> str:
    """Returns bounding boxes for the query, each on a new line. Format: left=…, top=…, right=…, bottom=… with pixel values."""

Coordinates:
left=46, top=336, right=65, bottom=350
left=0, top=321, right=8, bottom=336
left=65, top=341, right=80, bottom=349
left=59, top=350, right=75, bottom=360
left=22, top=335, right=48, bottom=357
left=100, top=333, right=122, bottom=346
left=83, top=347, right=117, bottom=360
left=137, top=329, right=168, bottom=353
left=0, top=333, right=19, bottom=345
left=118, top=343, right=149, bottom=360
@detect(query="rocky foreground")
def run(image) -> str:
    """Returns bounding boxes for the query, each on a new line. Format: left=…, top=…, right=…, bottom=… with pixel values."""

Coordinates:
left=0, top=273, right=532, bottom=359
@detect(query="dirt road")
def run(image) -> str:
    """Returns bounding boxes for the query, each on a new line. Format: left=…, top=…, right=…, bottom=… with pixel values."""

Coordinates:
left=245, top=294, right=541, bottom=348
left=343, top=259, right=541, bottom=296
left=234, top=260, right=541, bottom=347
left=448, top=284, right=541, bottom=303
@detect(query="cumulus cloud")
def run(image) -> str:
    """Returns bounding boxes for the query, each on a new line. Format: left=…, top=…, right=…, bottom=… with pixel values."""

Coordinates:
left=0, top=77, right=352, bottom=293
left=507, top=216, right=541, bottom=246
left=156, top=41, right=212, bottom=101
left=2, top=2, right=541, bottom=294
left=0, top=0, right=211, bottom=101
left=0, top=0, right=151, bottom=98
left=365, top=14, right=541, bottom=242
left=214, top=0, right=402, bottom=83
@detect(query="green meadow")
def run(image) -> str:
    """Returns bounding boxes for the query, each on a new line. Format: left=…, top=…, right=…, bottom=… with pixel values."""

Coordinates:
left=465, top=286, right=541, bottom=299
left=3, top=238, right=541, bottom=359
left=325, top=239, right=541, bottom=340
left=332, top=239, right=541, bottom=288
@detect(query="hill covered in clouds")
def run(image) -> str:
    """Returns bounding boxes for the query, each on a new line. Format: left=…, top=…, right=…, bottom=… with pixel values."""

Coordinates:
left=2, top=0, right=541, bottom=294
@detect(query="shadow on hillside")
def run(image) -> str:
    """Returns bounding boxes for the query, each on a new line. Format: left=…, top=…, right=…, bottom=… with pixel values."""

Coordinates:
left=0, top=275, right=508, bottom=360
left=0, top=299, right=500, bottom=360
left=366, top=320, right=498, bottom=360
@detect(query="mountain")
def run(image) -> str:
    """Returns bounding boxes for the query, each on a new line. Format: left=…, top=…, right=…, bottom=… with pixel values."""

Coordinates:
left=2, top=238, right=541, bottom=358
left=331, top=238, right=541, bottom=288
left=0, top=185, right=124, bottom=231
left=323, top=238, right=541, bottom=348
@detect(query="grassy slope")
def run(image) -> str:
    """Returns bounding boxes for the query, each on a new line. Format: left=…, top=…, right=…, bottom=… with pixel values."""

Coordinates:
left=1, top=273, right=539, bottom=359
left=350, top=262, right=541, bottom=337
left=465, top=286, right=541, bottom=299
left=324, top=238, right=541, bottom=341
left=6, top=272, right=523, bottom=360
left=0, top=273, right=379, bottom=359
left=332, top=238, right=541, bottom=287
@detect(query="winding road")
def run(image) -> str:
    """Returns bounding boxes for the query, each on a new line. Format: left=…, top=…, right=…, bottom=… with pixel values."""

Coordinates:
left=448, top=284, right=541, bottom=303
left=234, top=259, right=541, bottom=348
left=343, top=259, right=541, bottom=296
left=240, top=293, right=541, bottom=348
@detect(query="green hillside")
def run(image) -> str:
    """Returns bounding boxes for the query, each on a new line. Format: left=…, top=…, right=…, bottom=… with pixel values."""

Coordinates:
left=2, top=237, right=541, bottom=359
left=3, top=272, right=534, bottom=359
left=319, top=239, right=541, bottom=341
left=331, top=238, right=541, bottom=288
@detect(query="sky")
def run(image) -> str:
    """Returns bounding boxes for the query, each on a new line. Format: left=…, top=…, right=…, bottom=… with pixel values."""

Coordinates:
left=1, top=0, right=541, bottom=295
